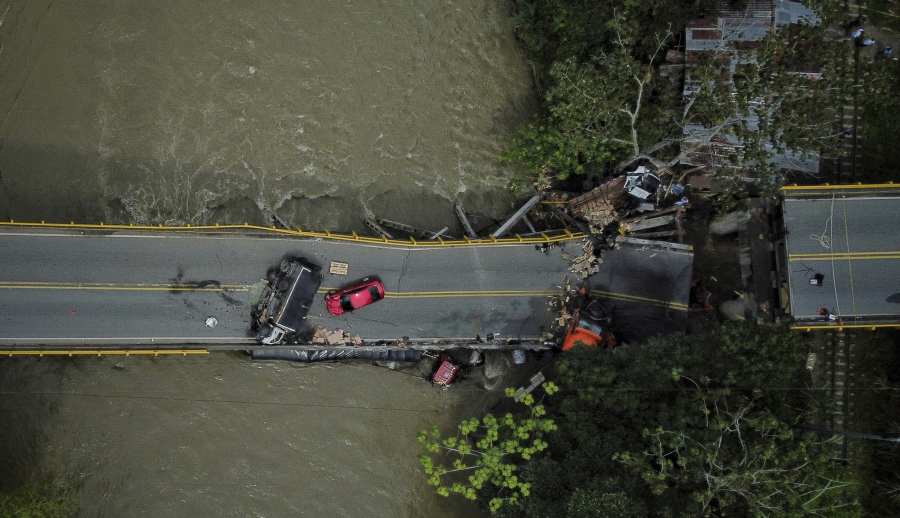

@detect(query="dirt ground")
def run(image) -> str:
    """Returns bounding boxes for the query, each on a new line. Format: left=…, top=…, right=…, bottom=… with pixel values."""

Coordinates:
left=680, top=198, right=746, bottom=330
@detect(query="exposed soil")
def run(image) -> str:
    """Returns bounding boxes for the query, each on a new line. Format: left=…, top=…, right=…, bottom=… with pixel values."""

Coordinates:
left=680, top=198, right=745, bottom=332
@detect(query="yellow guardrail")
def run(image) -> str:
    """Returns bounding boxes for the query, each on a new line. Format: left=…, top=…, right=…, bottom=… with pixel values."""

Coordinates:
left=781, top=182, right=898, bottom=191
left=0, top=220, right=584, bottom=247
left=1, top=350, right=209, bottom=357
left=793, top=324, right=900, bottom=331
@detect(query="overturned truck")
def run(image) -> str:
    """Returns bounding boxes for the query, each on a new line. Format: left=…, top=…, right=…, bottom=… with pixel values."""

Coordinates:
left=251, top=257, right=323, bottom=345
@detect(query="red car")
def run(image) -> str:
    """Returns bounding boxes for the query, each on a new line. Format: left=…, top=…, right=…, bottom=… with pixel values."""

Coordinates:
left=325, top=278, right=386, bottom=316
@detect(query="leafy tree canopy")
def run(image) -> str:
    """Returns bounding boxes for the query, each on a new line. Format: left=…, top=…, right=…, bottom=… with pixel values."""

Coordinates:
left=503, top=0, right=871, bottom=202
left=485, top=322, right=861, bottom=517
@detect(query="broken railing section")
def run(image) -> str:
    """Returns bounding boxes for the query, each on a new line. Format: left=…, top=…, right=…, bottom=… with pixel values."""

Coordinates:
left=491, top=194, right=542, bottom=238
left=370, top=218, right=454, bottom=241
left=348, top=160, right=696, bottom=245
left=454, top=202, right=479, bottom=239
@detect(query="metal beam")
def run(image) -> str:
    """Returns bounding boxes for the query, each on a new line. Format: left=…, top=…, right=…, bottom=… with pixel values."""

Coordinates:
left=374, top=218, right=455, bottom=240
left=492, top=195, right=542, bottom=238
left=364, top=218, right=393, bottom=239
left=455, top=202, right=478, bottom=238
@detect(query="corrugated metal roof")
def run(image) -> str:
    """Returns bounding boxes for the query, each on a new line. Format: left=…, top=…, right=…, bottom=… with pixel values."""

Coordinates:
left=681, top=0, right=821, bottom=174
left=774, top=0, right=819, bottom=27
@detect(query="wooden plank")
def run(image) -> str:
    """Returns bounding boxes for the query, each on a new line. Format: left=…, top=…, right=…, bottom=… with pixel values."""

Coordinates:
left=629, top=230, right=678, bottom=239
left=618, top=205, right=682, bottom=225
left=329, top=261, right=349, bottom=275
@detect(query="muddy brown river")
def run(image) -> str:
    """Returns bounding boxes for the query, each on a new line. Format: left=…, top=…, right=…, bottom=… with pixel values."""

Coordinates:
left=0, top=0, right=540, bottom=515
left=1, top=353, right=538, bottom=516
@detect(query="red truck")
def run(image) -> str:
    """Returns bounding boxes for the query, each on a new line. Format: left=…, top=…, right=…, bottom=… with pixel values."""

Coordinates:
left=562, top=307, right=617, bottom=351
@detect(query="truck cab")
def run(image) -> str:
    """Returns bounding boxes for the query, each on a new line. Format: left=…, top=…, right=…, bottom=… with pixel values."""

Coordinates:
left=252, top=257, right=322, bottom=345
left=562, top=308, right=617, bottom=351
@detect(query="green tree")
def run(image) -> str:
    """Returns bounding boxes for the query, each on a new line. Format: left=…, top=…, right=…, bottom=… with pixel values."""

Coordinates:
left=487, top=322, right=861, bottom=517
left=616, top=384, right=858, bottom=517
left=681, top=16, right=853, bottom=197
left=417, top=383, right=559, bottom=512
left=503, top=0, right=877, bottom=204
left=0, top=482, right=79, bottom=518
left=859, top=57, right=900, bottom=183
left=501, top=19, right=682, bottom=190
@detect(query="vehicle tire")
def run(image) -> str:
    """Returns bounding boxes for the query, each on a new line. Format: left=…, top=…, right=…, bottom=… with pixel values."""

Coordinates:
left=279, top=259, right=292, bottom=273
left=275, top=278, right=290, bottom=292
left=250, top=308, right=262, bottom=320
left=267, top=268, right=278, bottom=284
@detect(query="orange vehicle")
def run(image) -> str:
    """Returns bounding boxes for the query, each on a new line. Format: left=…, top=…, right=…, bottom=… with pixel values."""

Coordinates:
left=562, top=308, right=617, bottom=351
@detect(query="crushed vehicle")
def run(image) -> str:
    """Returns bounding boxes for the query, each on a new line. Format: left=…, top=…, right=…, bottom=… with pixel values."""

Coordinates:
left=251, top=257, right=323, bottom=345
left=427, top=353, right=467, bottom=388
left=562, top=305, right=617, bottom=351
left=624, top=164, right=661, bottom=201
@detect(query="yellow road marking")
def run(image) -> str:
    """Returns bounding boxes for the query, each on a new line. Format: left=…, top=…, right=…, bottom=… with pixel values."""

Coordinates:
left=0, top=283, right=684, bottom=312
left=781, top=183, right=900, bottom=191
left=589, top=289, right=689, bottom=311
left=385, top=290, right=557, bottom=298
left=789, top=251, right=900, bottom=261
left=0, top=281, right=249, bottom=292
left=0, top=350, right=209, bottom=356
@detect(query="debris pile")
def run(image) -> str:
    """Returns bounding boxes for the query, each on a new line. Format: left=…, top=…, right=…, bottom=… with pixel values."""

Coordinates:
left=567, top=162, right=688, bottom=243
left=312, top=326, right=364, bottom=346
left=568, top=175, right=629, bottom=229
left=566, top=239, right=603, bottom=278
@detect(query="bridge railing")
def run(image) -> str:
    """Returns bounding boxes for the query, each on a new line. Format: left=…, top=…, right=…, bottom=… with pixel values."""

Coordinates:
left=0, top=221, right=585, bottom=247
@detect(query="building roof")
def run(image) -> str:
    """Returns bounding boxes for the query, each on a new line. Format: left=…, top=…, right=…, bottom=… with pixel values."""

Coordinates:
left=781, top=185, right=900, bottom=328
left=682, top=0, right=821, bottom=175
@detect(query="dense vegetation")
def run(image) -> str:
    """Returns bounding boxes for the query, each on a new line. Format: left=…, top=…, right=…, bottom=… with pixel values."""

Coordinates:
left=419, top=322, right=864, bottom=516
left=846, top=330, right=900, bottom=518
left=859, top=54, right=900, bottom=183
left=500, top=0, right=887, bottom=201
left=417, top=2, right=900, bottom=516
left=0, top=482, right=79, bottom=518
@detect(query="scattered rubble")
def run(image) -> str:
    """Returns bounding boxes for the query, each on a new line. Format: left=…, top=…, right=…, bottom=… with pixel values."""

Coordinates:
left=568, top=239, right=602, bottom=278
left=312, top=326, right=364, bottom=346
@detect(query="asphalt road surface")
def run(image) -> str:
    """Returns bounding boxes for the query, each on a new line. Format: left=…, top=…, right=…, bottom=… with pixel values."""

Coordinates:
left=0, top=228, right=693, bottom=347
left=0, top=229, right=573, bottom=346
left=783, top=191, right=900, bottom=325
